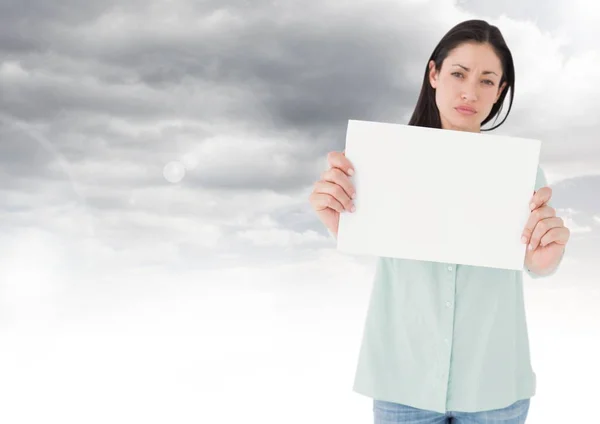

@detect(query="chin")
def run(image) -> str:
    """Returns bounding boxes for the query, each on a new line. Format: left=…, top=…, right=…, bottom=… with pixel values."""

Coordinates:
left=442, top=111, right=480, bottom=131
left=442, top=118, right=478, bottom=132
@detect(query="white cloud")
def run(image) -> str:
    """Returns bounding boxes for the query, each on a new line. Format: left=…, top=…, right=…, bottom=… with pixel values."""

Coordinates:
left=563, top=216, right=593, bottom=234
left=238, top=227, right=326, bottom=246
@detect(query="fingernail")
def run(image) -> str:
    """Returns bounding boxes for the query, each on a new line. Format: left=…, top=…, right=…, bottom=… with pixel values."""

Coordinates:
left=521, top=236, right=527, bottom=244
left=351, top=192, right=356, bottom=199
left=348, top=168, right=354, bottom=176
left=530, top=202, right=535, bottom=210
left=528, top=243, right=534, bottom=251
left=350, top=205, right=356, bottom=212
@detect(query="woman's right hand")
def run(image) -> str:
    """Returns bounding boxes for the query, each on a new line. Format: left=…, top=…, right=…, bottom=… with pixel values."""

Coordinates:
left=308, top=151, right=357, bottom=238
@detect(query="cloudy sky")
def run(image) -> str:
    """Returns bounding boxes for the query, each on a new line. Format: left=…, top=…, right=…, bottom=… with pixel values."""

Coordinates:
left=0, top=1, right=598, bottom=422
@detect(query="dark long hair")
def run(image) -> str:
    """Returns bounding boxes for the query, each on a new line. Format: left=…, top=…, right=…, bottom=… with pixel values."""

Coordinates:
left=408, top=19, right=515, bottom=132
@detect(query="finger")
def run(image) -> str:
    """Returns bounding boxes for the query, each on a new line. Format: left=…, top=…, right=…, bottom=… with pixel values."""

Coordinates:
left=522, top=204, right=556, bottom=244
left=529, top=186, right=552, bottom=211
left=309, top=190, right=346, bottom=214
left=539, top=226, right=571, bottom=248
left=528, top=216, right=563, bottom=251
left=320, top=167, right=356, bottom=202
left=313, top=180, right=354, bottom=212
left=327, top=151, right=355, bottom=177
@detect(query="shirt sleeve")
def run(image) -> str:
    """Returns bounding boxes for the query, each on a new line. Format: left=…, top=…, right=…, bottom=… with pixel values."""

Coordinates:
left=524, top=166, right=565, bottom=279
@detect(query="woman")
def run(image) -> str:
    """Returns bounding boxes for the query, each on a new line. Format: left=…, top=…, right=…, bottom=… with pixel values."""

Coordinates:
left=308, top=19, right=570, bottom=424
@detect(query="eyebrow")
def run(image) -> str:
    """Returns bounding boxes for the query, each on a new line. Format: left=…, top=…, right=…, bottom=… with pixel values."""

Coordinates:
left=452, top=63, right=498, bottom=76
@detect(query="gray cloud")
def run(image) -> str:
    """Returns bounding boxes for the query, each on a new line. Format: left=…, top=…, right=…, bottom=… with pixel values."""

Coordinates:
left=0, top=0, right=597, bottom=272
left=553, top=175, right=600, bottom=218
left=1, top=1, right=426, bottom=135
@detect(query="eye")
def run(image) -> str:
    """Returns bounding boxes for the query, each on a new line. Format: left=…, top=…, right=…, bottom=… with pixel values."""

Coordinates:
left=483, top=80, right=495, bottom=86
left=451, top=72, right=463, bottom=78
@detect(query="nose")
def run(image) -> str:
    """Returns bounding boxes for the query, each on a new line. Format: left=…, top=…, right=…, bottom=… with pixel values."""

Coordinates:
left=461, top=89, right=477, bottom=102
left=461, top=81, right=478, bottom=102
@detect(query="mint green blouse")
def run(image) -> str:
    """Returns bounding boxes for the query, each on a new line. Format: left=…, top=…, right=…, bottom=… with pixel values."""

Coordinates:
left=332, top=165, right=564, bottom=413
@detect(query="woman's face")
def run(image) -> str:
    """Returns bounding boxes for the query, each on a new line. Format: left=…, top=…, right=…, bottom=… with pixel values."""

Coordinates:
left=428, top=42, right=507, bottom=133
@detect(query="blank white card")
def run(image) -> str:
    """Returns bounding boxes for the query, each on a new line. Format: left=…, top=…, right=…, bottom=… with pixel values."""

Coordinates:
left=336, top=119, right=541, bottom=270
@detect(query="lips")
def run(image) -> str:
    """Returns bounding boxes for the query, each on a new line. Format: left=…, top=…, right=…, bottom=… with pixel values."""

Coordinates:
left=455, top=106, right=477, bottom=115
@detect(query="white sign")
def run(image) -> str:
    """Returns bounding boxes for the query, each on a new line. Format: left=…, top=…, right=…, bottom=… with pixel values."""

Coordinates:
left=337, top=119, right=541, bottom=270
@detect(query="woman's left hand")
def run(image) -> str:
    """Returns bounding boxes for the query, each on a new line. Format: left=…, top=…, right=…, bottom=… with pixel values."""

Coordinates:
left=522, top=186, right=570, bottom=274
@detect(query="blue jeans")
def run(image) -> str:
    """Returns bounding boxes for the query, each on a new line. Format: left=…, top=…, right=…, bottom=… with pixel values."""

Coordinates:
left=373, top=398, right=530, bottom=423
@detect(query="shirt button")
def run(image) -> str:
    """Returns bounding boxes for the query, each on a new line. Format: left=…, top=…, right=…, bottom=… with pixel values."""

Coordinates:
left=446, top=301, right=452, bottom=308
left=448, top=266, right=452, bottom=271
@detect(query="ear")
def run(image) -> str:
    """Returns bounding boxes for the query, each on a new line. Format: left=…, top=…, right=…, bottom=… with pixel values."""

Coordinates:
left=428, top=60, right=438, bottom=89
left=495, top=81, right=507, bottom=103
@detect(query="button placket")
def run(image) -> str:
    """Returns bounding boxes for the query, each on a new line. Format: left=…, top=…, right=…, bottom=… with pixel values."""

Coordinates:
left=446, top=264, right=454, bottom=308
left=442, top=263, right=456, bottom=390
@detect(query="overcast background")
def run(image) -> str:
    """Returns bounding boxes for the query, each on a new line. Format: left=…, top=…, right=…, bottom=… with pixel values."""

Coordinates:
left=0, top=0, right=598, bottom=423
